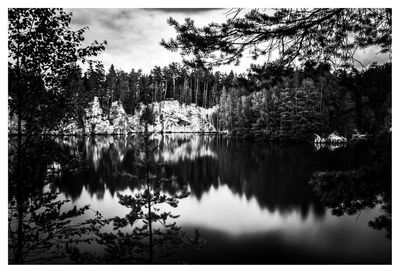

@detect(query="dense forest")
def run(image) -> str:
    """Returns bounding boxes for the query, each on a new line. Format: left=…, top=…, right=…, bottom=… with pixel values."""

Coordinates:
left=10, top=59, right=391, bottom=141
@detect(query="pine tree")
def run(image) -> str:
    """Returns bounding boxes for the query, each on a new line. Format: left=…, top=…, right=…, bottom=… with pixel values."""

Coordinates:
left=90, top=105, right=202, bottom=263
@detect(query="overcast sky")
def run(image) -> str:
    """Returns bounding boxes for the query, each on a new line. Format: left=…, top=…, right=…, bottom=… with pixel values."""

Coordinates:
left=67, top=8, right=389, bottom=74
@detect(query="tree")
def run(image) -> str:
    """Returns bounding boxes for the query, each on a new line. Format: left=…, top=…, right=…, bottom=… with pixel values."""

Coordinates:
left=241, top=95, right=254, bottom=137
left=67, top=106, right=203, bottom=264
left=9, top=8, right=106, bottom=133
left=8, top=8, right=105, bottom=264
left=83, top=62, right=106, bottom=112
left=182, top=75, right=190, bottom=104
left=61, top=65, right=88, bottom=130
left=8, top=135, right=104, bottom=264
left=218, top=87, right=229, bottom=131
left=116, top=70, right=129, bottom=104
left=125, top=69, right=141, bottom=115
left=150, top=66, right=163, bottom=102
left=105, top=64, right=117, bottom=107
left=161, top=8, right=391, bottom=68
left=168, top=62, right=181, bottom=100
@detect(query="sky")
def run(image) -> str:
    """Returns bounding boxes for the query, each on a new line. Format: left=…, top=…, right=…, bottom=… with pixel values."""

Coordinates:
left=67, top=8, right=390, bottom=74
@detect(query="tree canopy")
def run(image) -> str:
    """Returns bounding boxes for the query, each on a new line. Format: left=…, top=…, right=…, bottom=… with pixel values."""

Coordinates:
left=8, top=8, right=106, bottom=133
left=161, top=8, right=391, bottom=69
left=9, top=8, right=106, bottom=90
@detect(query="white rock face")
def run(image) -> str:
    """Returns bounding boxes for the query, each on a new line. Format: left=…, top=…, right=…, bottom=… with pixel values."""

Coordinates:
left=54, top=98, right=217, bottom=135
left=109, top=101, right=130, bottom=134
left=84, top=97, right=115, bottom=134
left=313, top=134, right=325, bottom=143
left=326, top=132, right=347, bottom=143
left=314, top=132, right=347, bottom=143
left=153, top=100, right=216, bottom=132
left=130, top=100, right=217, bottom=133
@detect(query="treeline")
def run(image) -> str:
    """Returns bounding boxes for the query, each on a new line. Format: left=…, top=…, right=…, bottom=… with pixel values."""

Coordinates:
left=215, top=62, right=391, bottom=141
left=64, top=60, right=391, bottom=139
left=64, top=60, right=391, bottom=141
left=11, top=58, right=390, bottom=141
left=63, top=62, right=240, bottom=115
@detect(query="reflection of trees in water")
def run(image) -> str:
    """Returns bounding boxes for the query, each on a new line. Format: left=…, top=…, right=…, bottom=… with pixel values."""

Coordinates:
left=11, top=133, right=389, bottom=263
left=9, top=132, right=203, bottom=264
left=163, top=140, right=325, bottom=218
left=309, top=133, right=391, bottom=239
left=55, top=136, right=134, bottom=200
left=66, top=109, right=203, bottom=264
left=314, top=142, right=347, bottom=151
left=55, top=134, right=378, bottom=219
left=8, top=136, right=102, bottom=264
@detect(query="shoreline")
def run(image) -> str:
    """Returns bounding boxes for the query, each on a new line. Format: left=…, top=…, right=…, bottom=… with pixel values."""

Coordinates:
left=8, top=131, right=223, bottom=137
left=8, top=131, right=375, bottom=146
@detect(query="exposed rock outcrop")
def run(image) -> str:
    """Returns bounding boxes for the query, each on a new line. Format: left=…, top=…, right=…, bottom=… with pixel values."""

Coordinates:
left=51, top=97, right=217, bottom=135
left=326, top=132, right=348, bottom=143
left=314, top=132, right=347, bottom=144
left=109, top=101, right=130, bottom=134
left=130, top=100, right=217, bottom=133
left=50, top=97, right=132, bottom=135
left=84, top=97, right=114, bottom=135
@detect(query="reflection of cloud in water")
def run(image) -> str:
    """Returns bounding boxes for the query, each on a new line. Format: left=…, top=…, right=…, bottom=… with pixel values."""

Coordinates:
left=176, top=184, right=322, bottom=236
left=54, top=134, right=376, bottom=219
left=11, top=134, right=390, bottom=264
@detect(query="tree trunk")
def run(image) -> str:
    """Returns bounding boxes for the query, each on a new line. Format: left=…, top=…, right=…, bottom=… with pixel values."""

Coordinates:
left=204, top=80, right=208, bottom=108
left=16, top=108, right=24, bottom=264
left=320, top=84, right=323, bottom=116
left=15, top=59, right=24, bottom=264
left=144, top=125, right=153, bottom=263
left=265, top=90, right=269, bottom=133
left=195, top=77, right=199, bottom=105
left=173, top=77, right=176, bottom=100
left=163, top=80, right=167, bottom=101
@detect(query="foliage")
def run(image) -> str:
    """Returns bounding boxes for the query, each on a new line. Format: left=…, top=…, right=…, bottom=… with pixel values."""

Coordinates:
left=8, top=9, right=106, bottom=264
left=67, top=108, right=204, bottom=264
left=8, top=8, right=106, bottom=133
left=217, top=62, right=391, bottom=141
left=8, top=191, right=102, bottom=264
left=161, top=8, right=391, bottom=68
left=8, top=136, right=103, bottom=264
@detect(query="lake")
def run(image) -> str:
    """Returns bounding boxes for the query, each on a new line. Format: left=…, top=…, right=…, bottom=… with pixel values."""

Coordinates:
left=9, top=134, right=391, bottom=264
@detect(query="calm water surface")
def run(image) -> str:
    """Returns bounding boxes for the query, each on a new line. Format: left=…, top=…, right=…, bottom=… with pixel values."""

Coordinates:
left=11, top=134, right=391, bottom=264
left=49, top=134, right=391, bottom=264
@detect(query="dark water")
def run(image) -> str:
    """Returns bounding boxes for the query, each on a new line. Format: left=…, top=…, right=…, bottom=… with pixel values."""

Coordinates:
left=9, top=134, right=391, bottom=264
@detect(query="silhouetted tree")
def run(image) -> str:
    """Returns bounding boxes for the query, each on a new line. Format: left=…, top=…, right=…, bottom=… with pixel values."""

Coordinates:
left=8, top=8, right=106, bottom=264
left=162, top=8, right=391, bottom=68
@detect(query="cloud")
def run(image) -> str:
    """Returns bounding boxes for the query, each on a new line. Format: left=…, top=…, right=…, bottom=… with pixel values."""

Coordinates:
left=67, top=8, right=390, bottom=74
left=143, top=8, right=225, bottom=14
left=68, top=8, right=234, bottom=73
left=354, top=46, right=390, bottom=68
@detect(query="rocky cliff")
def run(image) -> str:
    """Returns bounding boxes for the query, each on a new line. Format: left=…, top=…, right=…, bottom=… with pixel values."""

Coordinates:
left=131, top=100, right=217, bottom=133
left=51, top=97, right=217, bottom=135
